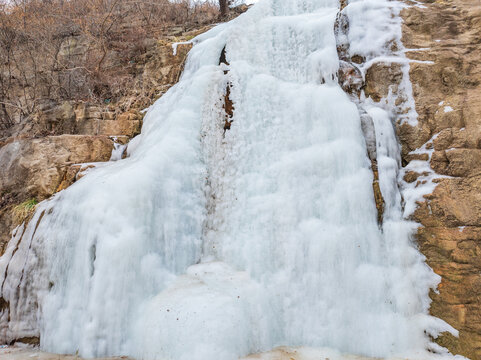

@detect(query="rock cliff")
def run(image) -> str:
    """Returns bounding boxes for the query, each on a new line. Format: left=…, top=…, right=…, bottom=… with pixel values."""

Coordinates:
left=335, top=0, right=481, bottom=357
left=400, top=0, right=481, bottom=358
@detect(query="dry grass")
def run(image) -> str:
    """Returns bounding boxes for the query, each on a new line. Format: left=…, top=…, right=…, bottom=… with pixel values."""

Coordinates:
left=12, top=198, right=38, bottom=224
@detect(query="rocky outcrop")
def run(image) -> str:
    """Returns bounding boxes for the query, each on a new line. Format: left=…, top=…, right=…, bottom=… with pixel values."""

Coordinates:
left=33, top=102, right=142, bottom=138
left=0, top=135, right=114, bottom=254
left=399, top=0, right=481, bottom=358
left=0, top=135, right=113, bottom=198
left=364, top=63, right=402, bottom=103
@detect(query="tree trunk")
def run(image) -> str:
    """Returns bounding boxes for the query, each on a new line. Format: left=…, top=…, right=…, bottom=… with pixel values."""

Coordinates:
left=219, top=0, right=228, bottom=17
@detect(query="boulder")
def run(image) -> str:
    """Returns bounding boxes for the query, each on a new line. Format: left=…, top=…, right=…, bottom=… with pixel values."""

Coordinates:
left=0, top=135, right=113, bottom=200
left=0, top=135, right=113, bottom=254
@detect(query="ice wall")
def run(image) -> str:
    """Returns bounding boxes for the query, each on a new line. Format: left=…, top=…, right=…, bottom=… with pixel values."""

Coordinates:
left=0, top=0, right=461, bottom=359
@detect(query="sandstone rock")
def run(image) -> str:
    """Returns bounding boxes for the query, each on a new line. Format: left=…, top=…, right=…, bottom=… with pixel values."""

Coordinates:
left=404, top=152, right=429, bottom=163
left=1, top=27, right=204, bottom=143
left=364, top=63, right=402, bottom=102
left=443, top=149, right=481, bottom=177
left=72, top=104, right=142, bottom=137
left=403, top=171, right=424, bottom=183
left=397, top=119, right=431, bottom=157
left=0, top=135, right=113, bottom=254
left=141, top=40, right=193, bottom=91
left=0, top=135, right=113, bottom=200
left=401, top=1, right=481, bottom=357
left=36, top=101, right=76, bottom=134
left=430, top=150, right=449, bottom=174
left=433, top=107, right=464, bottom=130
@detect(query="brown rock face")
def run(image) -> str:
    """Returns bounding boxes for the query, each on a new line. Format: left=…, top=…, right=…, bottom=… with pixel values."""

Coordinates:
left=401, top=0, right=481, bottom=358
left=0, top=135, right=113, bottom=199
left=364, top=63, right=402, bottom=102
left=0, top=135, right=113, bottom=254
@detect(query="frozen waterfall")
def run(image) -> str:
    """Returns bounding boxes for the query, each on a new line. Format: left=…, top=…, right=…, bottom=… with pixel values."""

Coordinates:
left=0, top=0, right=461, bottom=359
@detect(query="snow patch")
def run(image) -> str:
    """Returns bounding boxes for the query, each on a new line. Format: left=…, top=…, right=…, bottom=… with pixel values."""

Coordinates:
left=172, top=41, right=192, bottom=56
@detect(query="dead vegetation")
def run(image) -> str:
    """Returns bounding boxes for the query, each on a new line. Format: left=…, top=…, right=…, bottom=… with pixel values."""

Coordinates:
left=0, top=0, right=221, bottom=131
